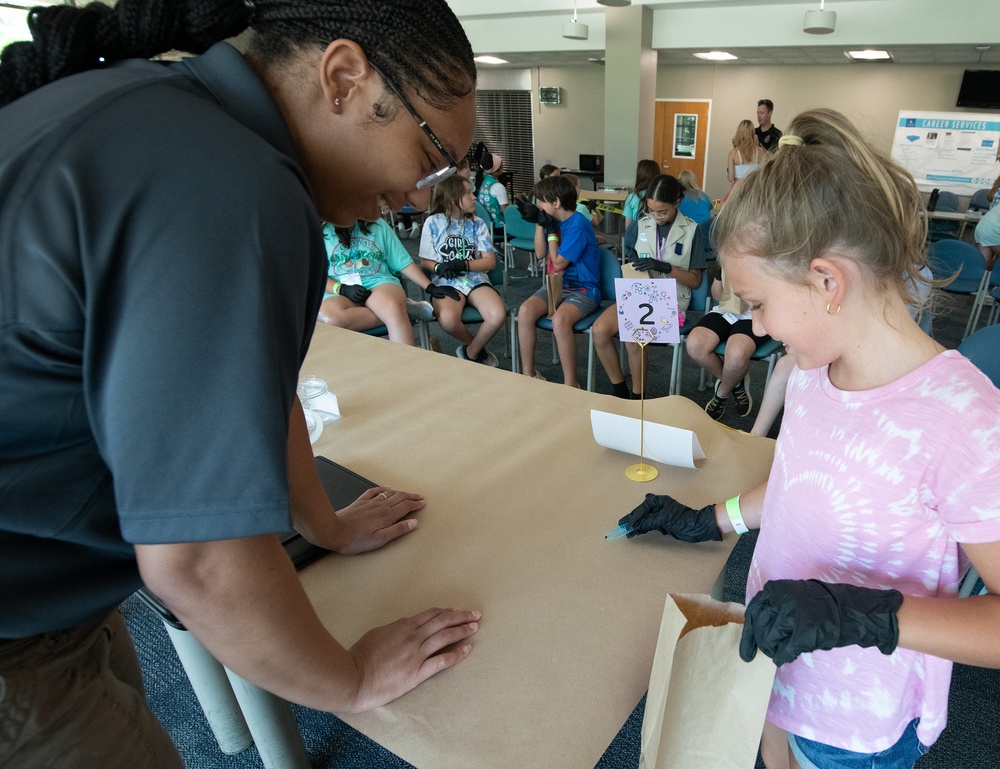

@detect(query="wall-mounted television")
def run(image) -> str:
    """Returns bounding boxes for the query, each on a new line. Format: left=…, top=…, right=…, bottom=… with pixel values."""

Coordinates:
left=956, top=70, right=1000, bottom=109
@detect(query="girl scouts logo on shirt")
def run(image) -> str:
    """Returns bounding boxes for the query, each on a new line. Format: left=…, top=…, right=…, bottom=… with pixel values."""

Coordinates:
left=441, top=234, right=475, bottom=262
left=614, top=278, right=681, bottom=344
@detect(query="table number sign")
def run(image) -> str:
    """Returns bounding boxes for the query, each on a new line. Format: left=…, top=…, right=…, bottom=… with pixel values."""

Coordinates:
left=614, top=278, right=681, bottom=345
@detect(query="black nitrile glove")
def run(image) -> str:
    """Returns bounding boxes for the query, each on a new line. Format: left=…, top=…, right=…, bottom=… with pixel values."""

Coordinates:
left=515, top=195, right=540, bottom=224
left=536, top=210, right=559, bottom=237
left=436, top=260, right=468, bottom=279
left=339, top=283, right=371, bottom=304
left=618, top=494, right=721, bottom=542
left=740, top=580, right=905, bottom=667
left=583, top=199, right=599, bottom=212
left=631, top=257, right=673, bottom=274
left=426, top=283, right=462, bottom=301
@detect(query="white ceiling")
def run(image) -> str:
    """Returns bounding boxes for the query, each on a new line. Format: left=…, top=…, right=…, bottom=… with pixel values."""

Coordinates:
left=449, top=0, right=1000, bottom=70
left=483, top=43, right=1000, bottom=69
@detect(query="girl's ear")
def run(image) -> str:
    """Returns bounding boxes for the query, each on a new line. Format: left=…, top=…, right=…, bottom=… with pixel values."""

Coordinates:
left=808, top=256, right=849, bottom=310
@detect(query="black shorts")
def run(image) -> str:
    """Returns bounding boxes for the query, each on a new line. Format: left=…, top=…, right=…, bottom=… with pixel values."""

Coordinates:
left=694, top=311, right=771, bottom=350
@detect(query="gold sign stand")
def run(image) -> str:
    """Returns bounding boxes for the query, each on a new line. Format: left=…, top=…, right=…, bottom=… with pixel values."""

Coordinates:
left=625, top=328, right=658, bottom=482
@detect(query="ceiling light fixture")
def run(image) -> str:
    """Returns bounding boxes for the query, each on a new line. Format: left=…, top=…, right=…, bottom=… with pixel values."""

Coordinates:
left=693, top=51, right=738, bottom=61
left=597, top=0, right=632, bottom=6
left=804, top=0, right=836, bottom=34
left=474, top=55, right=509, bottom=65
left=562, top=0, right=589, bottom=40
left=846, top=49, right=892, bottom=61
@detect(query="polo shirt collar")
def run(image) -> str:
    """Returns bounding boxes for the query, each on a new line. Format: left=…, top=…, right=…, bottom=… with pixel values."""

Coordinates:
left=171, top=42, right=299, bottom=164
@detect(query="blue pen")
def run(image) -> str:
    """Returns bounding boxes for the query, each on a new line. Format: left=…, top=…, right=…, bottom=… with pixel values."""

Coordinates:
left=604, top=523, right=631, bottom=540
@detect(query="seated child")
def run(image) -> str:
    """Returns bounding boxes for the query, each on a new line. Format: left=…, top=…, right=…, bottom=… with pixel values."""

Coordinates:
left=318, top=217, right=452, bottom=345
left=517, top=175, right=601, bottom=387
left=419, top=175, right=507, bottom=366
left=591, top=174, right=705, bottom=398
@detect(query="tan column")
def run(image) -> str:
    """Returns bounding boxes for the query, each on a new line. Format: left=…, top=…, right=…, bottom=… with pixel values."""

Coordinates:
left=603, top=4, right=656, bottom=188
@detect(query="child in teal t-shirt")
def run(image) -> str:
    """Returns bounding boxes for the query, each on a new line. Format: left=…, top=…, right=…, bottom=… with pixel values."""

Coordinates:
left=319, top=218, right=439, bottom=346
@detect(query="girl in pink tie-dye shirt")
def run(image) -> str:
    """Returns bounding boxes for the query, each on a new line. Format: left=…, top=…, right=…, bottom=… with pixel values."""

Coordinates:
left=619, top=109, right=1000, bottom=769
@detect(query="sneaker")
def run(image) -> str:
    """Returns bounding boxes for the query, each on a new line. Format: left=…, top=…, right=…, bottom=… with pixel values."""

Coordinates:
left=705, top=382, right=727, bottom=421
left=396, top=222, right=407, bottom=238
left=405, top=298, right=435, bottom=322
left=455, top=344, right=470, bottom=361
left=408, top=222, right=421, bottom=240
left=474, top=348, right=499, bottom=367
left=732, top=380, right=753, bottom=417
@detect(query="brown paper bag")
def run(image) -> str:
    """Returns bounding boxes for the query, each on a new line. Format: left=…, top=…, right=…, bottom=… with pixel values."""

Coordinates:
left=640, top=594, right=775, bottom=769
left=621, top=262, right=643, bottom=279
left=546, top=272, right=563, bottom=317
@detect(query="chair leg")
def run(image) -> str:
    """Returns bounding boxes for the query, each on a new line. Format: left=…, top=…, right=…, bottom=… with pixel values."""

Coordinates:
left=964, top=269, right=993, bottom=339
left=418, top=320, right=430, bottom=350
left=587, top=331, right=596, bottom=392
left=551, top=334, right=559, bottom=365
left=669, top=342, right=683, bottom=396
left=510, top=314, right=520, bottom=373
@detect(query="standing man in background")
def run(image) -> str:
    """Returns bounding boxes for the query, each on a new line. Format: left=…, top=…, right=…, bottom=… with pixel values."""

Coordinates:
left=755, top=99, right=783, bottom=152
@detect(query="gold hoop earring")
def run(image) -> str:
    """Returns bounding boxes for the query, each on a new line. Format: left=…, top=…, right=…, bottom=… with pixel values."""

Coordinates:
left=826, top=303, right=841, bottom=315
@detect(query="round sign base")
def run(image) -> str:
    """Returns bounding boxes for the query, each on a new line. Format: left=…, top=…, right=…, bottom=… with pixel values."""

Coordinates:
left=625, top=463, right=658, bottom=482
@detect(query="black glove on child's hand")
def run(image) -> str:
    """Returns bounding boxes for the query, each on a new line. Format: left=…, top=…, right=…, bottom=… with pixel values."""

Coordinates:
left=618, top=494, right=721, bottom=542
left=584, top=199, right=599, bottom=212
left=515, top=195, right=540, bottom=224
left=740, top=579, right=905, bottom=666
left=339, top=283, right=371, bottom=304
left=436, top=260, right=468, bottom=279
left=536, top=210, right=559, bottom=237
left=426, top=283, right=462, bottom=302
left=631, top=257, right=673, bottom=274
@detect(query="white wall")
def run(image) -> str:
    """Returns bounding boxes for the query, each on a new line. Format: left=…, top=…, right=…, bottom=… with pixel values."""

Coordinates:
left=529, top=66, right=606, bottom=174
left=527, top=61, right=998, bottom=200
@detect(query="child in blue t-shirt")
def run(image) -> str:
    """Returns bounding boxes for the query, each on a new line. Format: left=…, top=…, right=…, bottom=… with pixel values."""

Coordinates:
left=517, top=175, right=601, bottom=387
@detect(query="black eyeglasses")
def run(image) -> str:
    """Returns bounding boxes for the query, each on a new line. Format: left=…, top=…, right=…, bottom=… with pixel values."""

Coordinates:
left=370, top=63, right=458, bottom=190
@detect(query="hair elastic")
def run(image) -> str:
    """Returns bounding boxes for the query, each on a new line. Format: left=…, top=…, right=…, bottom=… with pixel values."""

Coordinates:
left=725, top=496, right=749, bottom=535
left=778, top=135, right=804, bottom=147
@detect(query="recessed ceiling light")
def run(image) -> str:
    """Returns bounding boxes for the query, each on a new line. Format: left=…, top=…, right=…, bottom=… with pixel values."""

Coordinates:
left=474, top=56, right=509, bottom=65
left=846, top=49, right=892, bottom=60
left=693, top=51, right=738, bottom=61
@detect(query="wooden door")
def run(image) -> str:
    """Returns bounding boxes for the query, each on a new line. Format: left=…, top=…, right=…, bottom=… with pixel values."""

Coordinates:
left=654, top=100, right=711, bottom=188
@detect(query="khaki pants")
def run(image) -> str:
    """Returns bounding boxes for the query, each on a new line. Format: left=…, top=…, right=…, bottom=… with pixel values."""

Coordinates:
left=0, top=610, right=184, bottom=769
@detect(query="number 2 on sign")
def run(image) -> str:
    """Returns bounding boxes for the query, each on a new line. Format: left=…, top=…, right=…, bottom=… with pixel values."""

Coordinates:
left=614, top=278, right=680, bottom=344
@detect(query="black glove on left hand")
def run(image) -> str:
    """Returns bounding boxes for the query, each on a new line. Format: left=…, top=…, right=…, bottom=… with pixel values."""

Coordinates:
left=339, top=283, right=372, bottom=304
left=536, top=210, right=559, bottom=237
left=631, top=257, right=673, bottom=274
left=515, top=195, right=540, bottom=224
left=426, top=283, right=462, bottom=301
left=436, top=260, right=468, bottom=279
left=618, top=494, right=721, bottom=542
left=740, top=579, right=904, bottom=666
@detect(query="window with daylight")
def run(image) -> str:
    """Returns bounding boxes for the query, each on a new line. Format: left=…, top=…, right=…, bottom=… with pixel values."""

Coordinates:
left=471, top=90, right=535, bottom=199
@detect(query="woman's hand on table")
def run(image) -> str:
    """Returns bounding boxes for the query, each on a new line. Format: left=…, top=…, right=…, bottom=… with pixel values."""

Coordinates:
left=303, top=486, right=425, bottom=555
left=348, top=607, right=481, bottom=712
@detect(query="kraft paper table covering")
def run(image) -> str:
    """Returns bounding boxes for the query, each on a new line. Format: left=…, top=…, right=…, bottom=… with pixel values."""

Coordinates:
left=298, top=324, right=775, bottom=769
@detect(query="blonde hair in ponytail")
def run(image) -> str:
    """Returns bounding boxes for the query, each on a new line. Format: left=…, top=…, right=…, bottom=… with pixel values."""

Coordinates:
left=712, top=108, right=935, bottom=313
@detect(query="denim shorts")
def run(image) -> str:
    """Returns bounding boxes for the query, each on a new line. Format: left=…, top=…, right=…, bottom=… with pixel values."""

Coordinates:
left=789, top=719, right=930, bottom=769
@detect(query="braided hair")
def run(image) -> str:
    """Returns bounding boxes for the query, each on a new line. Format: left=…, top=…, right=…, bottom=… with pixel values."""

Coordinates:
left=0, top=0, right=475, bottom=110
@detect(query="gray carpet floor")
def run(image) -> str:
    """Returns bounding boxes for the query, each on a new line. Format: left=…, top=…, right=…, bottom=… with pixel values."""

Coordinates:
left=124, top=241, right=999, bottom=768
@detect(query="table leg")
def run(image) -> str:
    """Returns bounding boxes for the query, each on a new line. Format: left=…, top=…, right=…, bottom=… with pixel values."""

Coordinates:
left=161, top=623, right=254, bottom=755
left=224, top=669, right=312, bottom=769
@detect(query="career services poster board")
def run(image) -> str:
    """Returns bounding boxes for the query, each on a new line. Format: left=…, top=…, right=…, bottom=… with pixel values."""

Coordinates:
left=891, top=111, right=1000, bottom=196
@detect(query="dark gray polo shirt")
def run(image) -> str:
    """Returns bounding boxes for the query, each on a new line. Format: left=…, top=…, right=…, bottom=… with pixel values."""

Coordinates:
left=0, top=43, right=327, bottom=637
